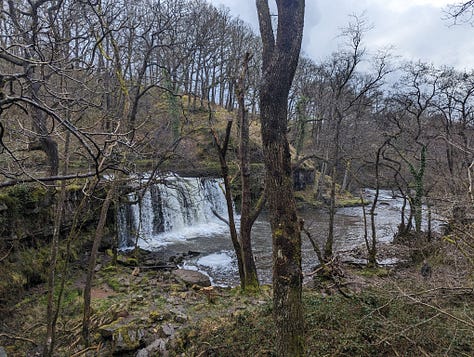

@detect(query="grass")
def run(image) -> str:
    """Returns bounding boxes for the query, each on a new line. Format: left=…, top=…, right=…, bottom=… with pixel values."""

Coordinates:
left=2, top=238, right=473, bottom=356
left=172, top=270, right=474, bottom=357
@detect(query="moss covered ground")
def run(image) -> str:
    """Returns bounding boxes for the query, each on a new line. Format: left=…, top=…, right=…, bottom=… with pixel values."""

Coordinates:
left=0, top=241, right=472, bottom=356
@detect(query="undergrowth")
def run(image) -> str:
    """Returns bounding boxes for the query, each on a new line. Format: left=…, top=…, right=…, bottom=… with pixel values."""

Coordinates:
left=173, top=284, right=474, bottom=357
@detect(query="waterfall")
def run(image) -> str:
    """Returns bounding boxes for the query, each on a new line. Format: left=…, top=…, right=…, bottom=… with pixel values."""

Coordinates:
left=118, top=176, right=229, bottom=250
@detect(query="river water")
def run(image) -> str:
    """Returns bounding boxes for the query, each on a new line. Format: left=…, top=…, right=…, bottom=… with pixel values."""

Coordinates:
left=118, top=178, right=441, bottom=286
left=179, top=189, right=421, bottom=285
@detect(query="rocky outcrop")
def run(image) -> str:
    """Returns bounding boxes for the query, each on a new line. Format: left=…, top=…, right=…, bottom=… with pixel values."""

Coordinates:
left=98, top=319, right=146, bottom=353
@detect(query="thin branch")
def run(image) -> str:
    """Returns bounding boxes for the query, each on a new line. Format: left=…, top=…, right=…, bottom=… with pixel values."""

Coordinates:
left=397, top=287, right=474, bottom=329
left=0, top=332, right=37, bottom=345
left=0, top=171, right=99, bottom=188
left=0, top=245, right=13, bottom=262
left=211, top=208, right=229, bottom=226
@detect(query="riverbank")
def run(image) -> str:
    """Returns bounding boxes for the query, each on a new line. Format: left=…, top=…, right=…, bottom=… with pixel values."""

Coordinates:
left=1, top=238, right=472, bottom=356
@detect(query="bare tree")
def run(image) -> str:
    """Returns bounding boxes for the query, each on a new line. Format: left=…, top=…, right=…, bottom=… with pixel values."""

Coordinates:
left=446, top=1, right=474, bottom=24
left=297, top=15, right=391, bottom=262
left=256, top=0, right=305, bottom=355
left=209, top=52, right=264, bottom=291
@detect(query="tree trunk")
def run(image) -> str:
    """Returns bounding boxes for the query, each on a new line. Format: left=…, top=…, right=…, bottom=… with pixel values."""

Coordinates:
left=82, top=186, right=115, bottom=345
left=29, top=81, right=59, bottom=177
left=325, top=166, right=336, bottom=261
left=43, top=180, right=66, bottom=357
left=43, top=117, right=72, bottom=357
left=238, top=52, right=261, bottom=291
left=211, top=120, right=245, bottom=286
left=256, top=1, right=305, bottom=355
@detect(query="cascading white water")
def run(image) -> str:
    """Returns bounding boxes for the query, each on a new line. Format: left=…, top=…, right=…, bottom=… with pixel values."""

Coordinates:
left=118, top=175, right=230, bottom=250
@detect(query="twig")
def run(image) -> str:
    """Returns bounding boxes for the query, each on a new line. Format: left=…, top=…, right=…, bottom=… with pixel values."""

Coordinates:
left=0, top=332, right=37, bottom=345
left=69, top=344, right=101, bottom=357
left=376, top=312, right=441, bottom=346
left=397, top=287, right=474, bottom=329
left=301, top=219, right=323, bottom=262
left=417, top=345, right=431, bottom=357
left=403, top=286, right=474, bottom=297
left=305, top=265, right=324, bottom=277
left=211, top=208, right=229, bottom=226
left=0, top=245, right=12, bottom=262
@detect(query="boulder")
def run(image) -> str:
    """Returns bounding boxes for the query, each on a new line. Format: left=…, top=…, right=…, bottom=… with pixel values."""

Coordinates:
left=173, top=269, right=211, bottom=287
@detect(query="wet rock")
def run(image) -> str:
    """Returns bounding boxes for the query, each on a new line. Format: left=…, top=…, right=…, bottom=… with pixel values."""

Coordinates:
left=169, top=255, right=184, bottom=265
left=293, top=166, right=315, bottom=191
left=173, top=269, right=211, bottom=288
left=117, top=255, right=138, bottom=266
left=139, top=249, right=168, bottom=266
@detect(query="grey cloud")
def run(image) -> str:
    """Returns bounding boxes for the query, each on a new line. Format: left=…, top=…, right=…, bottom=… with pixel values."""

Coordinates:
left=208, top=0, right=474, bottom=69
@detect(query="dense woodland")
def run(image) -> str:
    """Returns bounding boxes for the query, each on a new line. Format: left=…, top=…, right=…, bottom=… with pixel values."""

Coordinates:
left=0, top=0, right=473, bottom=356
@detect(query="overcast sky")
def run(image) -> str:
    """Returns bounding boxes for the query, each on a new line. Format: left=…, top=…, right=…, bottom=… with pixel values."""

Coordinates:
left=208, top=0, right=474, bottom=71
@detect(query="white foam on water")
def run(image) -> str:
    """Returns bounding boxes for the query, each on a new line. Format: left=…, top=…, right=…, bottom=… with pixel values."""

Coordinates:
left=197, top=251, right=234, bottom=269
left=136, top=221, right=231, bottom=249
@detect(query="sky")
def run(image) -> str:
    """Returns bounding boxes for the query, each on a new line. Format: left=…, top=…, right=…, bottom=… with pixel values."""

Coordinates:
left=208, top=0, right=474, bottom=71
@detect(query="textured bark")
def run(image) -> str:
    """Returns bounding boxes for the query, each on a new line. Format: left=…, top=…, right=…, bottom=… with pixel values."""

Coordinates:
left=211, top=120, right=245, bottom=286
left=43, top=179, right=66, bottom=357
left=256, top=0, right=305, bottom=355
left=43, top=131, right=71, bottom=357
left=237, top=52, right=261, bottom=290
left=82, top=186, right=115, bottom=345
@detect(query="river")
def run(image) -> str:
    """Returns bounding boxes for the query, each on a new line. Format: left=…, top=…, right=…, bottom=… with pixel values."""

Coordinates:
left=118, top=178, right=442, bottom=286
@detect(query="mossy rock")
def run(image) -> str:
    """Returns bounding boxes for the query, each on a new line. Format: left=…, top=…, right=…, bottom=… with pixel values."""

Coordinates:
left=117, top=255, right=139, bottom=267
left=98, top=319, right=146, bottom=353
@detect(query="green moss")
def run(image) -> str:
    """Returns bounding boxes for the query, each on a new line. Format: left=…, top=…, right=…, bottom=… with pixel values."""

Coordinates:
left=337, top=197, right=366, bottom=207
left=65, top=183, right=84, bottom=192
left=92, top=297, right=116, bottom=313
left=3, top=184, right=48, bottom=210
left=126, top=257, right=138, bottom=266
left=357, top=267, right=391, bottom=278
left=103, top=265, right=117, bottom=273
left=148, top=309, right=166, bottom=322
left=0, top=184, right=52, bottom=239
left=106, top=277, right=122, bottom=292
left=0, top=193, right=16, bottom=207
